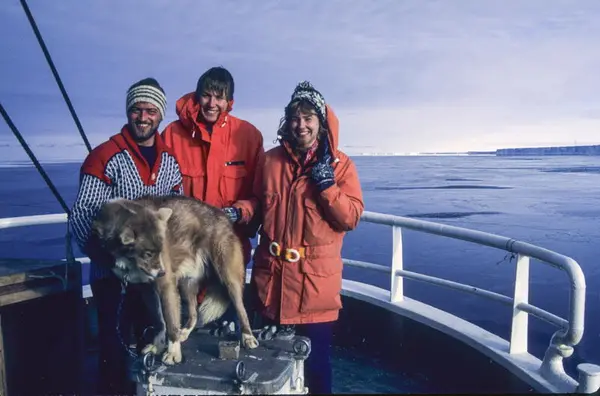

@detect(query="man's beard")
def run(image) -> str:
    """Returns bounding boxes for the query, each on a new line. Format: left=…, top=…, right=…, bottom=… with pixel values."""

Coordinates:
left=130, top=122, right=158, bottom=142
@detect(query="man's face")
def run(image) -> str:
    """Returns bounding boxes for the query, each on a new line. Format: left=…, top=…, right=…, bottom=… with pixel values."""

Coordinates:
left=127, top=102, right=161, bottom=144
left=289, top=108, right=320, bottom=151
left=198, top=89, right=229, bottom=124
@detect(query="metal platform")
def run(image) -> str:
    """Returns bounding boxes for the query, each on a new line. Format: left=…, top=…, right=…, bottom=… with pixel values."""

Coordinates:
left=131, top=328, right=310, bottom=395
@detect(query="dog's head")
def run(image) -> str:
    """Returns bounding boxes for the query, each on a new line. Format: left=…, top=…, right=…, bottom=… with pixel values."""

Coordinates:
left=91, top=199, right=173, bottom=283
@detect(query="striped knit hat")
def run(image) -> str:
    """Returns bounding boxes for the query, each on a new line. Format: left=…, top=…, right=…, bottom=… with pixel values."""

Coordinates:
left=126, top=78, right=167, bottom=119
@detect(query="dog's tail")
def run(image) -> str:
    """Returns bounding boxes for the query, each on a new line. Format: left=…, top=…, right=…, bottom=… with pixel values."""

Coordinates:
left=197, top=284, right=230, bottom=326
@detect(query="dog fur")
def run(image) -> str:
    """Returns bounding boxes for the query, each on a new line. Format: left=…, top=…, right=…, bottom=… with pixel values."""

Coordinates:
left=91, top=195, right=259, bottom=365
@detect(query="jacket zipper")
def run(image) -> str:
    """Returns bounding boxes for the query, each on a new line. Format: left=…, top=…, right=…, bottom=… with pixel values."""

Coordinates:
left=283, top=164, right=304, bottom=247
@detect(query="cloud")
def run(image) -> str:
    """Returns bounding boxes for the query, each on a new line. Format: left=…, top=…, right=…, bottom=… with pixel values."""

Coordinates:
left=2, top=0, right=600, bottom=154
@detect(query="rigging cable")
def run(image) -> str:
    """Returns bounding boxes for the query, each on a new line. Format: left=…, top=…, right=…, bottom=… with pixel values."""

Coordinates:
left=0, top=102, right=71, bottom=215
left=19, top=0, right=92, bottom=153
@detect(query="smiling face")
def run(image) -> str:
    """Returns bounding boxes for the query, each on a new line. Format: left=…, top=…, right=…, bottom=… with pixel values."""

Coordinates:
left=127, top=102, right=162, bottom=146
left=197, top=89, right=229, bottom=125
left=194, top=67, right=234, bottom=126
left=287, top=101, right=321, bottom=152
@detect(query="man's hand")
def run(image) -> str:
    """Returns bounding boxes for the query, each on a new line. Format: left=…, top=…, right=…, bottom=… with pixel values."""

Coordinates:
left=310, top=137, right=335, bottom=191
left=222, top=206, right=242, bottom=223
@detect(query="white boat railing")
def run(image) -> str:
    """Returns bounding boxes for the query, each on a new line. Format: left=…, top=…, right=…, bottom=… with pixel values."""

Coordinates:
left=343, top=211, right=599, bottom=393
left=1, top=211, right=599, bottom=393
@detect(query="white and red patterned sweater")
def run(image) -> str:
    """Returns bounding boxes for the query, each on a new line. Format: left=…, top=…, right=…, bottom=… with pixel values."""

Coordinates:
left=69, top=125, right=183, bottom=282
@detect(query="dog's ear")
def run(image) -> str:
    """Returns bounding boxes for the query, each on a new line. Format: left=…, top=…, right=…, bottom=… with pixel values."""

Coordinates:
left=119, top=227, right=135, bottom=245
left=157, top=207, right=173, bottom=223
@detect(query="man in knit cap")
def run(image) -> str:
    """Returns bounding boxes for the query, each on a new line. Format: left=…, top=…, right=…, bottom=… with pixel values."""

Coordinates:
left=249, top=81, right=365, bottom=394
left=69, top=77, right=183, bottom=395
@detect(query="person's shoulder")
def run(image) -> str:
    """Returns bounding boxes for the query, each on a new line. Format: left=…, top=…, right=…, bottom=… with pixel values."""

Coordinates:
left=333, top=149, right=358, bottom=172
left=264, top=145, right=285, bottom=159
left=229, top=115, right=263, bottom=140
left=163, top=118, right=186, bottom=131
left=80, top=135, right=121, bottom=177
left=82, top=135, right=121, bottom=167
left=161, top=119, right=187, bottom=138
left=334, top=149, right=352, bottom=163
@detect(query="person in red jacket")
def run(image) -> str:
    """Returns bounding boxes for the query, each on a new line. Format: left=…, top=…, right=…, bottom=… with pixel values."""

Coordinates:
left=161, top=66, right=264, bottom=321
left=70, top=77, right=183, bottom=395
left=251, top=81, right=365, bottom=394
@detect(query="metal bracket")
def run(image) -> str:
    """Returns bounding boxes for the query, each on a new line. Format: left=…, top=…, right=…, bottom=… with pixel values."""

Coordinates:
left=276, top=325, right=296, bottom=340
left=257, top=325, right=277, bottom=341
left=234, top=361, right=258, bottom=394
left=143, top=351, right=159, bottom=373
left=293, top=338, right=311, bottom=360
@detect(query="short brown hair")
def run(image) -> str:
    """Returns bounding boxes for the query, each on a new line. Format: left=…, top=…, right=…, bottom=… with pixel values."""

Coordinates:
left=195, top=67, right=234, bottom=101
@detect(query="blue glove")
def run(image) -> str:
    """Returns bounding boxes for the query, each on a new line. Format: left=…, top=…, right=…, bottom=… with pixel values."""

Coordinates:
left=222, top=206, right=242, bottom=223
left=310, top=137, right=335, bottom=191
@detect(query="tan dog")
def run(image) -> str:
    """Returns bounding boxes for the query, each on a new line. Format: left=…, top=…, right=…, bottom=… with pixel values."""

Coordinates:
left=91, top=195, right=259, bottom=365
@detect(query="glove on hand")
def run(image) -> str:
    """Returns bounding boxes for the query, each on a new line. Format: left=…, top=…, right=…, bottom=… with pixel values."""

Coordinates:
left=222, top=206, right=242, bottom=223
left=310, top=137, right=335, bottom=191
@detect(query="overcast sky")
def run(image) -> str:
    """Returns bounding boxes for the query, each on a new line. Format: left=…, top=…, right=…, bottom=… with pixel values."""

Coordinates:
left=2, top=0, right=600, bottom=161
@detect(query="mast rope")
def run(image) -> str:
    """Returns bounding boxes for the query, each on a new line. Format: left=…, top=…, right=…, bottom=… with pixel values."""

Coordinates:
left=0, top=103, right=71, bottom=215
left=19, top=0, right=93, bottom=154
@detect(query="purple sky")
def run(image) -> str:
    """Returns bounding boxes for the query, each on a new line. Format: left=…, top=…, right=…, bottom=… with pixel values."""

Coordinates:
left=2, top=0, right=600, bottom=161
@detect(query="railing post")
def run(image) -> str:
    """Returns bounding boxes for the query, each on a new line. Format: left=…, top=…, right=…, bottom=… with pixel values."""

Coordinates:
left=577, top=363, right=600, bottom=393
left=391, top=226, right=403, bottom=303
left=510, top=253, right=530, bottom=354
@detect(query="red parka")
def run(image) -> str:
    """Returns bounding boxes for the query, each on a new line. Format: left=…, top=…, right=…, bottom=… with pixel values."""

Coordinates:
left=251, top=105, right=364, bottom=324
left=162, top=92, right=264, bottom=264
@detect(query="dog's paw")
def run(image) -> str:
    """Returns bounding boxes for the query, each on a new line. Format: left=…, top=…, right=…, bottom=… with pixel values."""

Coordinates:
left=162, top=340, right=182, bottom=365
left=142, top=344, right=158, bottom=355
left=242, top=333, right=259, bottom=349
left=178, top=327, right=193, bottom=343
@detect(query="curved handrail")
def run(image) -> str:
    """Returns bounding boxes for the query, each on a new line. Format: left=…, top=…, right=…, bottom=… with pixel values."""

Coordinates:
left=360, top=210, right=585, bottom=347
left=362, top=211, right=584, bottom=281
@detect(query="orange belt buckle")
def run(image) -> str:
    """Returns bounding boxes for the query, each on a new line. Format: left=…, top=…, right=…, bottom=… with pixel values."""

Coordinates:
left=268, top=241, right=305, bottom=262
left=284, top=247, right=305, bottom=263
left=268, top=241, right=281, bottom=257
